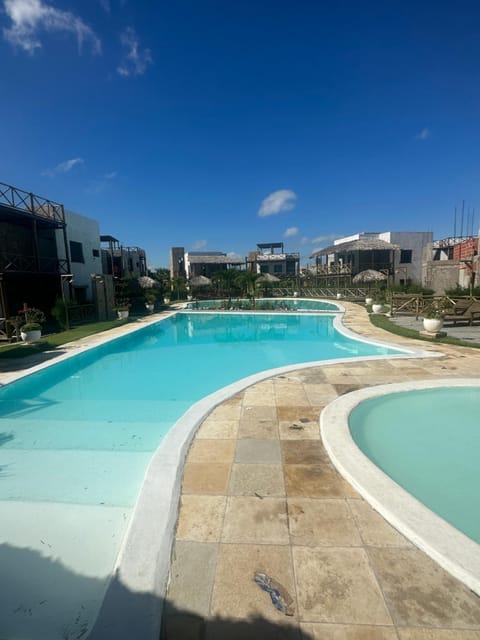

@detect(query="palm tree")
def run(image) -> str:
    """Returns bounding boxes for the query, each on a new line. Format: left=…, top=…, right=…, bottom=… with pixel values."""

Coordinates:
left=212, top=269, right=243, bottom=298
left=235, top=271, right=260, bottom=298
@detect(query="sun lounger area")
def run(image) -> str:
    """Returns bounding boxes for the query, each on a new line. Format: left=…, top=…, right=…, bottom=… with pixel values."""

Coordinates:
left=443, top=300, right=480, bottom=326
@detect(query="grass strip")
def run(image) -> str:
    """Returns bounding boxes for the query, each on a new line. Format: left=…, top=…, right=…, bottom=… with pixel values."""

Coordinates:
left=369, top=312, right=480, bottom=349
left=0, top=319, right=129, bottom=359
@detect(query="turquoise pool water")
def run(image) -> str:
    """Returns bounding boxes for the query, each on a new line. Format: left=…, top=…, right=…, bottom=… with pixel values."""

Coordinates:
left=0, top=312, right=399, bottom=506
left=185, top=297, right=338, bottom=311
left=349, top=386, right=480, bottom=543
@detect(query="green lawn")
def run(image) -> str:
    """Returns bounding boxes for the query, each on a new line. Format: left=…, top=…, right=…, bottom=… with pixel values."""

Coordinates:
left=369, top=311, right=480, bottom=349
left=0, top=319, right=130, bottom=359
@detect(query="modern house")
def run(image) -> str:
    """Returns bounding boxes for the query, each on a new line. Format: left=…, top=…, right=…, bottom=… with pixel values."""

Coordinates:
left=246, top=242, right=300, bottom=277
left=0, top=179, right=148, bottom=332
left=101, top=235, right=147, bottom=279
left=311, top=231, right=433, bottom=285
left=57, top=209, right=103, bottom=303
left=0, top=180, right=70, bottom=321
left=170, top=247, right=244, bottom=280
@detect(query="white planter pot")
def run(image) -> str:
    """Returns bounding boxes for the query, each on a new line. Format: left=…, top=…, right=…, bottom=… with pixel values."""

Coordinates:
left=372, top=303, right=384, bottom=314
left=145, top=304, right=154, bottom=312
left=423, top=317, right=443, bottom=333
left=336, top=292, right=342, bottom=299
left=117, top=310, right=129, bottom=319
left=164, top=298, right=170, bottom=304
left=187, top=295, right=193, bottom=301
left=21, top=329, right=41, bottom=343
left=365, top=297, right=373, bottom=305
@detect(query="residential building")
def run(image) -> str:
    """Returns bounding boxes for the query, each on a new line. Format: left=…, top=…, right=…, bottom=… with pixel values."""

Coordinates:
left=170, top=246, right=186, bottom=280
left=56, top=209, right=102, bottom=303
left=311, top=231, right=433, bottom=285
left=0, top=180, right=70, bottom=320
left=246, top=242, right=300, bottom=277
left=170, top=247, right=244, bottom=280
left=101, top=235, right=147, bottom=279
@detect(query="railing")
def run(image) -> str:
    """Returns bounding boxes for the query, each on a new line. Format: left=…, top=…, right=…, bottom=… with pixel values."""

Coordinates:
left=269, top=287, right=368, bottom=299
left=68, top=304, right=96, bottom=326
left=0, top=253, right=69, bottom=274
left=312, top=264, right=353, bottom=275
left=391, top=294, right=480, bottom=319
left=0, top=181, right=65, bottom=224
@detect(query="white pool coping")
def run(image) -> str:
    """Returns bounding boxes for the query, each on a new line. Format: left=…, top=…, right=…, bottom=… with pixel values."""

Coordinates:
left=321, top=378, right=480, bottom=597
left=0, top=303, right=442, bottom=639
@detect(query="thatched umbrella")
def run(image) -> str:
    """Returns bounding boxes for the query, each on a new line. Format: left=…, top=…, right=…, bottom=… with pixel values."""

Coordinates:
left=352, top=269, right=388, bottom=284
left=256, top=273, right=280, bottom=284
left=189, top=275, right=212, bottom=287
left=137, top=276, right=159, bottom=289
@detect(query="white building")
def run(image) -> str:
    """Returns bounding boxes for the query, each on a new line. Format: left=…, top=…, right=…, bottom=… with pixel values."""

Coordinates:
left=56, top=210, right=103, bottom=302
left=327, top=230, right=433, bottom=284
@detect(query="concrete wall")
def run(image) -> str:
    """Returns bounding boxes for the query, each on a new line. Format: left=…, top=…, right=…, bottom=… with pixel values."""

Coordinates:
left=57, top=210, right=102, bottom=300
left=423, top=261, right=460, bottom=294
left=380, top=231, right=433, bottom=284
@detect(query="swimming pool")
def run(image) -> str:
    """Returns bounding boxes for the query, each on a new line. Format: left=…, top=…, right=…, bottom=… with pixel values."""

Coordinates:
left=349, top=386, right=480, bottom=544
left=321, top=379, right=480, bottom=597
left=0, top=308, right=417, bottom=639
left=185, top=297, right=339, bottom=311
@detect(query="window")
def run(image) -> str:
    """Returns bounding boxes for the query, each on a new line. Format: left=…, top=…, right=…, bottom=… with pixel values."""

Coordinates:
left=260, top=265, right=269, bottom=273
left=286, top=261, right=296, bottom=274
left=273, top=264, right=283, bottom=273
left=69, top=241, right=84, bottom=263
left=400, top=249, right=412, bottom=264
left=92, top=249, right=100, bottom=257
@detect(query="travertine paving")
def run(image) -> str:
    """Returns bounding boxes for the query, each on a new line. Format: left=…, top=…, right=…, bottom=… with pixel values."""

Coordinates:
left=163, top=303, right=480, bottom=639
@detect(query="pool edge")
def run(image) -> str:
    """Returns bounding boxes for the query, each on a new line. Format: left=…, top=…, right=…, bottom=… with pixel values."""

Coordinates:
left=320, top=378, right=480, bottom=597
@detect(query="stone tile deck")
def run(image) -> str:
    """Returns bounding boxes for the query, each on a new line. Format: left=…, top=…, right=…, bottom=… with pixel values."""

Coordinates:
left=163, top=303, right=480, bottom=639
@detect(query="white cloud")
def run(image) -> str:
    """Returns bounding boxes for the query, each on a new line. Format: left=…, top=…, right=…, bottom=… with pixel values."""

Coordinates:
left=284, top=226, right=299, bottom=238
left=416, top=128, right=430, bottom=141
left=191, top=239, right=207, bottom=250
left=3, top=0, right=101, bottom=54
left=311, top=234, right=338, bottom=245
left=85, top=170, right=117, bottom=195
left=117, top=27, right=152, bottom=77
left=42, top=157, right=83, bottom=177
left=227, top=251, right=242, bottom=259
left=258, top=189, right=297, bottom=218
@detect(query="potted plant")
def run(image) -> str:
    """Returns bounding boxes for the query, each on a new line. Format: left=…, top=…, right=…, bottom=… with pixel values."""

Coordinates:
left=422, top=303, right=446, bottom=333
left=371, top=292, right=386, bottom=314
left=19, top=307, right=46, bottom=342
left=114, top=300, right=131, bottom=319
left=144, top=290, right=156, bottom=312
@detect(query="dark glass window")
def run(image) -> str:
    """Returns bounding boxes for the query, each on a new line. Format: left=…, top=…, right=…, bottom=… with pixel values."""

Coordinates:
left=69, top=241, right=84, bottom=263
left=273, top=264, right=283, bottom=273
left=400, top=249, right=412, bottom=264
left=92, top=249, right=100, bottom=257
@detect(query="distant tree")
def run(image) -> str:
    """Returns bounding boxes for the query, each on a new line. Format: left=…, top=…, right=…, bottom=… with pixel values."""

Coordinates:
left=235, top=271, right=260, bottom=298
left=212, top=269, right=243, bottom=297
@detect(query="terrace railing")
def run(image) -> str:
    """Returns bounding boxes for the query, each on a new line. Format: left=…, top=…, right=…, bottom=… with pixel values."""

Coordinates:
left=0, top=181, right=65, bottom=224
left=0, top=252, right=70, bottom=274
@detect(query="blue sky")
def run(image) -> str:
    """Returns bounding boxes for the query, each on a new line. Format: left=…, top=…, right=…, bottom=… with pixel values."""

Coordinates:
left=1, top=0, right=480, bottom=268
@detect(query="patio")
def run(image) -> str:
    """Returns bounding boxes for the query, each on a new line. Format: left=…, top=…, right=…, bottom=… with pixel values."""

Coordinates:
left=163, top=302, right=480, bottom=639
